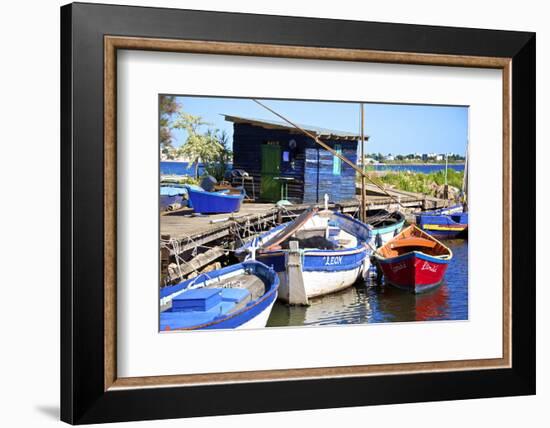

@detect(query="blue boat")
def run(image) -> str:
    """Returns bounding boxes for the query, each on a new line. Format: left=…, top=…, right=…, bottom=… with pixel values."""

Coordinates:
left=160, top=261, right=279, bottom=330
left=421, top=203, right=463, bottom=216
left=416, top=211, right=468, bottom=239
left=186, top=185, right=244, bottom=214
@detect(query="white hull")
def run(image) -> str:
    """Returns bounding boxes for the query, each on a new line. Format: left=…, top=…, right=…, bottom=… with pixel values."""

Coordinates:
left=277, top=257, right=370, bottom=302
left=235, top=299, right=276, bottom=329
left=239, top=210, right=374, bottom=304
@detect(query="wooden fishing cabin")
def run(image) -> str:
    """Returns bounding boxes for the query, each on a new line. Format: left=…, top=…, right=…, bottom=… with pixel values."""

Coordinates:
left=225, top=114, right=365, bottom=204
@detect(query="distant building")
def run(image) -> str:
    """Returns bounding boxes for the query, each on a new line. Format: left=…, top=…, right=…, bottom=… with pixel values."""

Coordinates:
left=435, top=154, right=444, bottom=161
left=362, top=157, right=378, bottom=165
left=225, top=115, right=365, bottom=204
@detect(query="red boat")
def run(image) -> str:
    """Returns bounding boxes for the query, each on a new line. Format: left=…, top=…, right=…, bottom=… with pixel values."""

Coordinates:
left=374, top=225, right=453, bottom=293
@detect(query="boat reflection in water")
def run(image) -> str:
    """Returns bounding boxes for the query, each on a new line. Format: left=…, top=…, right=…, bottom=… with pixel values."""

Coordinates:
left=267, top=239, right=468, bottom=326
left=367, top=282, right=450, bottom=322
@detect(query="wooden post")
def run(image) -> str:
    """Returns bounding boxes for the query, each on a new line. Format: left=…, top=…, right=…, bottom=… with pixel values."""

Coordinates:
left=360, top=103, right=366, bottom=222
left=286, top=240, right=309, bottom=305
left=160, top=234, right=171, bottom=282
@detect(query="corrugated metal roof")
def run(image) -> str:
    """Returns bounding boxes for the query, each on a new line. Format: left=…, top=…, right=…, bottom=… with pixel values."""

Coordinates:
left=223, top=114, right=367, bottom=141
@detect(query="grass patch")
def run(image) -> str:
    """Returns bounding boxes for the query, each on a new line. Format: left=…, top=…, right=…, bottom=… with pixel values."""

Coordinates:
left=161, top=175, right=199, bottom=185
left=362, top=169, right=464, bottom=195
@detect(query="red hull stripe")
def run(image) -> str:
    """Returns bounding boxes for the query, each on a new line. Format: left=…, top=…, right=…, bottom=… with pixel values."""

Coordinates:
left=387, top=280, right=443, bottom=294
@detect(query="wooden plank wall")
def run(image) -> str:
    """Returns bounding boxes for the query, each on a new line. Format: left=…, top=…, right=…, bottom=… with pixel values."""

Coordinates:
left=232, top=122, right=357, bottom=203
left=303, top=144, right=358, bottom=203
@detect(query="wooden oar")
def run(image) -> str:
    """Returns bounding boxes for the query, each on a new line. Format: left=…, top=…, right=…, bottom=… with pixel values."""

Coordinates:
left=259, top=207, right=318, bottom=251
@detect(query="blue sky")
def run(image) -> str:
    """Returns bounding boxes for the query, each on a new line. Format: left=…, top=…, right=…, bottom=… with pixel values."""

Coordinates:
left=167, top=96, right=468, bottom=156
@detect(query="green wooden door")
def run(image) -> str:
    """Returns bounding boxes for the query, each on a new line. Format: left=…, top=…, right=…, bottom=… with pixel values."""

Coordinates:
left=261, top=144, right=281, bottom=201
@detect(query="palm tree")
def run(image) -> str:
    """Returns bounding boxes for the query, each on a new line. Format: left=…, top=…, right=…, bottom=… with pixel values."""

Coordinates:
left=204, top=130, right=233, bottom=181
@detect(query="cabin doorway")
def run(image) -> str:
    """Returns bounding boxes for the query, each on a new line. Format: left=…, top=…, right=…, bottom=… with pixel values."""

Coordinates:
left=260, top=144, right=281, bottom=201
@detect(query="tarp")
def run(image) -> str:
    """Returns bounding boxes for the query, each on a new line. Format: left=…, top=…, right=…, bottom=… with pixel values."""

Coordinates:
left=160, top=186, right=187, bottom=196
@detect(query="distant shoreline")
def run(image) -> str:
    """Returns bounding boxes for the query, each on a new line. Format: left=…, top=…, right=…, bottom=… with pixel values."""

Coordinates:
left=366, top=162, right=465, bottom=166
left=161, top=160, right=466, bottom=166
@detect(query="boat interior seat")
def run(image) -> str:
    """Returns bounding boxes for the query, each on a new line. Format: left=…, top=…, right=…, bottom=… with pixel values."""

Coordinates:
left=338, top=238, right=352, bottom=246
left=295, top=227, right=327, bottom=240
left=390, top=237, right=437, bottom=249
left=160, top=301, right=237, bottom=330
left=219, top=287, right=250, bottom=303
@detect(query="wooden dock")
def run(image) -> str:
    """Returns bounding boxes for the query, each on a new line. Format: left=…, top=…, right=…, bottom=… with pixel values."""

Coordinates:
left=159, top=188, right=449, bottom=285
left=161, top=185, right=447, bottom=258
left=361, top=183, right=444, bottom=209
left=161, top=203, right=279, bottom=255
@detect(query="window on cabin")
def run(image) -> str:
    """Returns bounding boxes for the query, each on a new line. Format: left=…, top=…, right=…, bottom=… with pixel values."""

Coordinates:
left=282, top=151, right=290, bottom=162
left=333, top=144, right=342, bottom=175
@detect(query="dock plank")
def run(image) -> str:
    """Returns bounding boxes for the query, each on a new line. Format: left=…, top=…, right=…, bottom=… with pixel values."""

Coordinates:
left=160, top=193, right=449, bottom=257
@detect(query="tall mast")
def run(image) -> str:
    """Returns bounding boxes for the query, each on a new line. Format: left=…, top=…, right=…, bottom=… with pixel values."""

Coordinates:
left=462, top=108, right=469, bottom=212
left=252, top=98, right=407, bottom=208
left=444, top=152, right=449, bottom=202
left=445, top=152, right=448, bottom=186
left=360, top=103, right=366, bottom=222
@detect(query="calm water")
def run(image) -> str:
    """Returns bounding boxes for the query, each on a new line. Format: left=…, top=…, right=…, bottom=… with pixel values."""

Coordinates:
left=161, top=161, right=203, bottom=176
left=267, top=239, right=468, bottom=326
left=161, top=161, right=464, bottom=177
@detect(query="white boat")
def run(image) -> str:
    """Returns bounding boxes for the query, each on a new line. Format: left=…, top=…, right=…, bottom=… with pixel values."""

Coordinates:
left=236, top=208, right=372, bottom=303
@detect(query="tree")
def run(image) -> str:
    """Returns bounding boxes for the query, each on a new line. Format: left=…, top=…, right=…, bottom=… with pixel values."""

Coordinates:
left=173, top=113, right=223, bottom=178
left=159, top=95, right=181, bottom=150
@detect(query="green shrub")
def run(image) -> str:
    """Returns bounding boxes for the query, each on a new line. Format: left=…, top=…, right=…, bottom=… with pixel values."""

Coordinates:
left=161, top=175, right=198, bottom=185
left=364, top=170, right=464, bottom=195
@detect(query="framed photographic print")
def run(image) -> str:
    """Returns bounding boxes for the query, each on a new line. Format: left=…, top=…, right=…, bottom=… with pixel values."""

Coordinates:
left=61, top=2, right=536, bottom=424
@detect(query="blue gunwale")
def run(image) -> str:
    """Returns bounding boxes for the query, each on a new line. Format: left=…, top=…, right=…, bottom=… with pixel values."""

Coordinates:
left=238, top=211, right=371, bottom=273
left=161, top=260, right=272, bottom=300
left=185, top=185, right=244, bottom=200
left=420, top=204, right=464, bottom=216
left=240, top=212, right=370, bottom=254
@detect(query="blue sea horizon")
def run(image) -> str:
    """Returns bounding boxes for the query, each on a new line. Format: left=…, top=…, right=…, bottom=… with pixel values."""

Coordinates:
left=160, top=161, right=208, bottom=176
left=160, top=161, right=464, bottom=176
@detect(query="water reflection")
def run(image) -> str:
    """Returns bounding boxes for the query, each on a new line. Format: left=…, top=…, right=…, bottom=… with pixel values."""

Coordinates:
left=267, top=240, right=468, bottom=327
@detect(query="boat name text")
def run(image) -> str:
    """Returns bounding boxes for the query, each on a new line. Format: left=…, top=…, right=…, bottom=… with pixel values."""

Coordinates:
left=323, top=256, right=343, bottom=266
